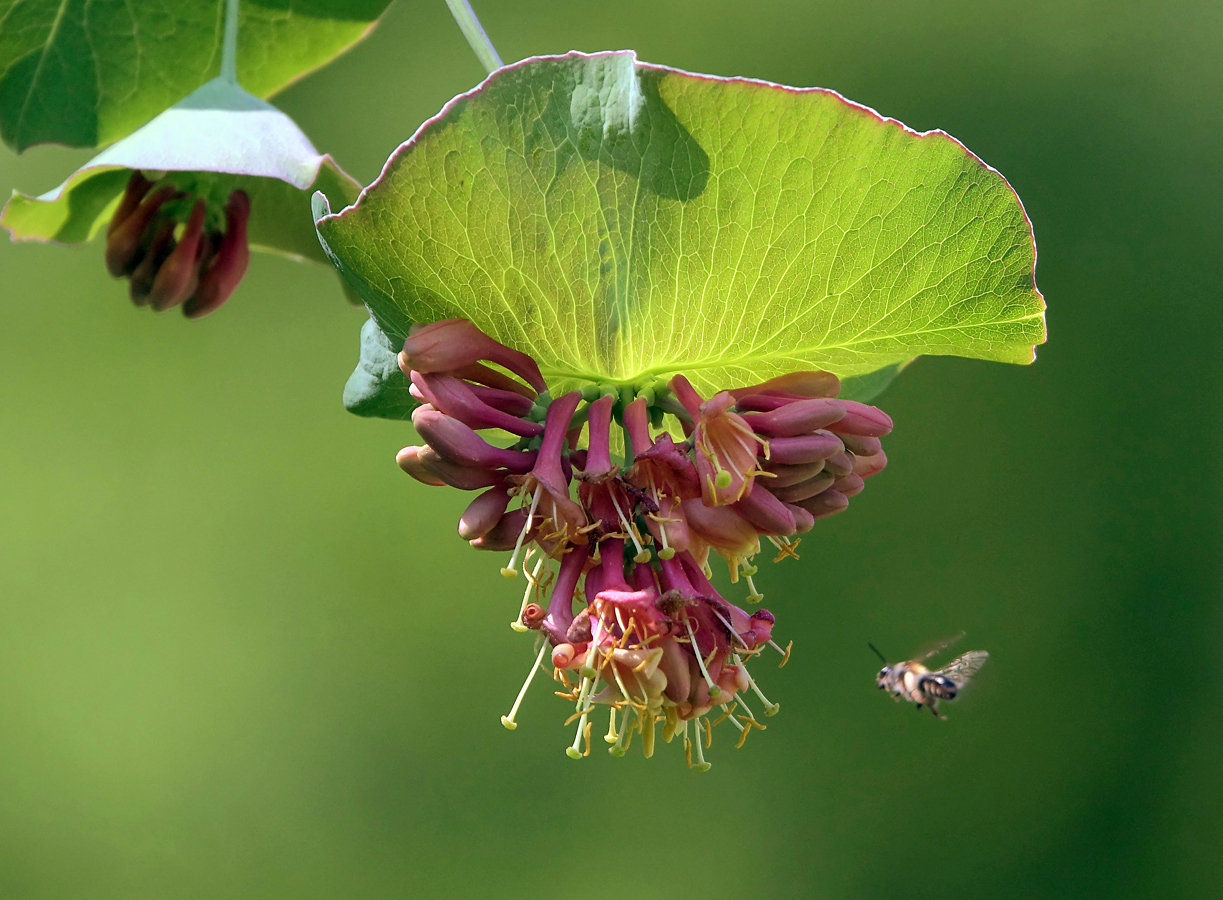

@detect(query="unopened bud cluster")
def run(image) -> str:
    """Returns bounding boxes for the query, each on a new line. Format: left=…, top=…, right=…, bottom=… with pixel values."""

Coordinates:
left=104, top=172, right=250, bottom=318
left=396, top=319, right=892, bottom=768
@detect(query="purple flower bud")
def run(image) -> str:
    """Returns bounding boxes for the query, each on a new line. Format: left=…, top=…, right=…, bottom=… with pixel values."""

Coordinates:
left=411, top=372, right=543, bottom=438
left=414, top=445, right=503, bottom=490
left=828, top=401, right=893, bottom=437
left=105, top=183, right=177, bottom=278
left=794, top=488, right=849, bottom=520
left=128, top=220, right=178, bottom=305
left=148, top=199, right=207, bottom=312
left=767, top=470, right=835, bottom=504
left=731, top=484, right=797, bottom=535
left=763, top=431, right=845, bottom=466
left=412, top=406, right=537, bottom=473
left=457, top=485, right=513, bottom=540
left=469, top=508, right=536, bottom=551
left=740, top=398, right=846, bottom=438
left=184, top=191, right=251, bottom=319
left=400, top=318, right=546, bottom=393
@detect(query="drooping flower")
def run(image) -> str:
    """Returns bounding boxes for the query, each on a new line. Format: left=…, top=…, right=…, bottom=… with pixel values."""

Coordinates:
left=392, top=318, right=894, bottom=769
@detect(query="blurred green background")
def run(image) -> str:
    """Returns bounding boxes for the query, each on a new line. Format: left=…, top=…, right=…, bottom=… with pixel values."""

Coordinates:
left=1, top=1, right=1219, bottom=897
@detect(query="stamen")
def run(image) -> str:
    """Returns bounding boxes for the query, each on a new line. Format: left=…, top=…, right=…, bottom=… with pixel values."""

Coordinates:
left=685, top=616, right=722, bottom=700
left=745, top=573, right=764, bottom=604
left=501, top=635, right=550, bottom=729
left=502, top=485, right=542, bottom=577
left=609, top=490, right=651, bottom=563
left=711, top=609, right=751, bottom=650
left=734, top=653, right=780, bottom=716
left=692, top=718, right=712, bottom=771
left=566, top=675, right=594, bottom=759
left=642, top=711, right=656, bottom=758
left=662, top=705, right=679, bottom=743
left=683, top=721, right=693, bottom=768
left=605, top=707, right=619, bottom=744
left=511, top=553, right=546, bottom=632
left=768, top=639, right=793, bottom=667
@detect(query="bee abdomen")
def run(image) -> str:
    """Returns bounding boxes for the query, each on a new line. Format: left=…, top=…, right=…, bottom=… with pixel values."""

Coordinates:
left=923, top=675, right=957, bottom=700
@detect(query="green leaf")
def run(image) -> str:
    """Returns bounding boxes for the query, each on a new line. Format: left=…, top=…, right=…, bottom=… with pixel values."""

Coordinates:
left=315, top=51, right=1046, bottom=398
left=342, top=314, right=419, bottom=420
left=1, top=77, right=359, bottom=263
left=0, top=0, right=392, bottom=152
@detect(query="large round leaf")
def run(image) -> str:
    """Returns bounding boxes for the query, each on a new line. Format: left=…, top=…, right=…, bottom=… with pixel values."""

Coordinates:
left=315, top=51, right=1046, bottom=398
left=0, top=0, right=392, bottom=152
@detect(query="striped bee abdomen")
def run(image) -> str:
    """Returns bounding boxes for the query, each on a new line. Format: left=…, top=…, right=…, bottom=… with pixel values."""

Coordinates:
left=922, top=674, right=958, bottom=700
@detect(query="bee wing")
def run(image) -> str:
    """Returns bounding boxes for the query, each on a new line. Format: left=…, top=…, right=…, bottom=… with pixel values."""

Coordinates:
left=916, top=631, right=966, bottom=663
left=934, top=650, right=989, bottom=689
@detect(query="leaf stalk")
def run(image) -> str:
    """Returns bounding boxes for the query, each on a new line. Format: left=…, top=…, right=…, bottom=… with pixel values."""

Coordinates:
left=444, top=0, right=503, bottom=75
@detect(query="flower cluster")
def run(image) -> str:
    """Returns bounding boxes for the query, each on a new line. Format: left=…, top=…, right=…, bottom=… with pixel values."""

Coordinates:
left=396, top=319, right=892, bottom=769
left=104, top=172, right=250, bottom=318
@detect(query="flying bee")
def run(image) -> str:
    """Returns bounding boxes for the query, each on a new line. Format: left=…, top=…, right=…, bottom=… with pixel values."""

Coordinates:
left=870, top=634, right=988, bottom=719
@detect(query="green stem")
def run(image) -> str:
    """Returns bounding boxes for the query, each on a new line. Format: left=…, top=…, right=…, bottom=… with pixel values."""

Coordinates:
left=444, top=0, right=503, bottom=75
left=221, top=0, right=240, bottom=82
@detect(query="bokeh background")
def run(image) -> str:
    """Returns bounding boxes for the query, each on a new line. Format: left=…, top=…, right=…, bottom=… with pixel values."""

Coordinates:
left=1, top=1, right=1219, bottom=897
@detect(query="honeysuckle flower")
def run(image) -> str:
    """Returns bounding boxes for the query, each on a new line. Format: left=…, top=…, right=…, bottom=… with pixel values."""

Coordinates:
left=391, top=317, right=895, bottom=768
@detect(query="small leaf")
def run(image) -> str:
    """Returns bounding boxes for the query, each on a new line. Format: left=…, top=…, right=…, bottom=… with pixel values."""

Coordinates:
left=343, top=314, right=419, bottom=420
left=0, top=0, right=392, bottom=152
left=316, top=51, right=1046, bottom=397
left=1, top=78, right=359, bottom=263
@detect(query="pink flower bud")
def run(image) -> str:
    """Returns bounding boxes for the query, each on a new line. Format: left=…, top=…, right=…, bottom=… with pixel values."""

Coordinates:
left=128, top=220, right=177, bottom=304
left=853, top=449, right=888, bottom=478
left=400, top=318, right=546, bottom=393
left=763, top=431, right=844, bottom=466
left=415, top=445, right=503, bottom=490
left=395, top=445, right=446, bottom=486
left=469, top=508, right=535, bottom=551
left=729, top=370, right=841, bottom=401
left=740, top=398, right=846, bottom=438
left=760, top=459, right=826, bottom=488
left=731, top=484, right=797, bottom=535
left=767, top=470, right=835, bottom=504
left=795, top=488, right=849, bottom=520
left=828, top=401, right=893, bottom=437
left=839, top=433, right=882, bottom=457
left=823, top=450, right=855, bottom=478
left=833, top=473, right=865, bottom=497
left=411, top=372, right=543, bottom=438
left=786, top=502, right=815, bottom=534
left=457, top=485, right=513, bottom=540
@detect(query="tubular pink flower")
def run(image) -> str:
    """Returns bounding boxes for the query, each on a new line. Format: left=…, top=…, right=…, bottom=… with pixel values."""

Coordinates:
left=579, top=394, right=617, bottom=482
left=671, top=376, right=763, bottom=506
left=400, top=318, right=546, bottom=393
left=540, top=543, right=591, bottom=643
left=148, top=199, right=207, bottom=311
left=681, top=498, right=761, bottom=578
left=507, top=391, right=586, bottom=546
left=411, top=372, right=543, bottom=438
left=412, top=406, right=537, bottom=473
left=105, top=184, right=178, bottom=278
left=470, top=508, right=536, bottom=551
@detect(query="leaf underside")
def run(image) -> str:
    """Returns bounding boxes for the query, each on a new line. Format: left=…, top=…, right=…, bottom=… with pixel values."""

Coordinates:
left=1, top=79, right=361, bottom=262
left=0, top=0, right=391, bottom=152
left=317, top=51, right=1046, bottom=400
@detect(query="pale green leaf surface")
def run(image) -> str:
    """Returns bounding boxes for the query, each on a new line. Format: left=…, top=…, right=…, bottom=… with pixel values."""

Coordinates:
left=315, top=51, right=1046, bottom=398
left=1, top=77, right=360, bottom=262
left=342, top=314, right=418, bottom=420
left=0, top=0, right=391, bottom=152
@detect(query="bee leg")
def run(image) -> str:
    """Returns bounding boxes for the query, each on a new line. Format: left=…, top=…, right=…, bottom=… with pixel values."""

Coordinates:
left=929, top=701, right=941, bottom=718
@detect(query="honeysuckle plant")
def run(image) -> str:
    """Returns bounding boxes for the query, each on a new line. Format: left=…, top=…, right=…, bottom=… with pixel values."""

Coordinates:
left=0, top=0, right=387, bottom=314
left=3, top=1, right=1045, bottom=769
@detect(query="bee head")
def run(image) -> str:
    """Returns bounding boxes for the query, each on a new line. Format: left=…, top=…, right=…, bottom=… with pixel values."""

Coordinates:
left=876, top=666, right=891, bottom=688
